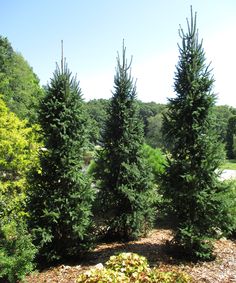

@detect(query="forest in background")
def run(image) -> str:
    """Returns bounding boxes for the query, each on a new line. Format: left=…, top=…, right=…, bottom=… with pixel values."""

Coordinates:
left=1, top=35, right=236, bottom=155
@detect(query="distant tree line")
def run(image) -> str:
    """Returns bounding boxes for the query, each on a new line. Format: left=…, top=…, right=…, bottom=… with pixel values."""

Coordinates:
left=85, top=98, right=236, bottom=155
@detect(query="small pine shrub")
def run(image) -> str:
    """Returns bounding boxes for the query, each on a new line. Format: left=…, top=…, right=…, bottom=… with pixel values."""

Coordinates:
left=77, top=252, right=192, bottom=283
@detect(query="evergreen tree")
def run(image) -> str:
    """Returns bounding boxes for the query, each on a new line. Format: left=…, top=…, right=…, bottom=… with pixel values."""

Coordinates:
left=162, top=8, right=229, bottom=260
left=96, top=44, right=156, bottom=241
left=28, top=63, right=95, bottom=262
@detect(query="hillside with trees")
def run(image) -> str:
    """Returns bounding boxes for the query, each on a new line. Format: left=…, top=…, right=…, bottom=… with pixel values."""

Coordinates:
left=0, top=36, right=44, bottom=123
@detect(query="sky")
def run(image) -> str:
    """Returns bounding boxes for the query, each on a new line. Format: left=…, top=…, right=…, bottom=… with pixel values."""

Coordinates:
left=1, top=0, right=236, bottom=106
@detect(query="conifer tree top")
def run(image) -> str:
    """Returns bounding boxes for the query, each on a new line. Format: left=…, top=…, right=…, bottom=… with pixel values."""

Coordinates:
left=113, top=41, right=136, bottom=101
left=173, top=6, right=215, bottom=103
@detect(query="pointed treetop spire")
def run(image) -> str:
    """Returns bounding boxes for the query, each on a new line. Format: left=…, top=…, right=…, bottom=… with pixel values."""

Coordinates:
left=61, top=40, right=64, bottom=72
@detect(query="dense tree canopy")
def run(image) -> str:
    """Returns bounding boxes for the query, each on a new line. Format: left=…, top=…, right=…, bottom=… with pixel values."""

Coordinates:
left=226, top=115, right=236, bottom=159
left=85, top=99, right=109, bottom=145
left=0, top=36, right=44, bottom=123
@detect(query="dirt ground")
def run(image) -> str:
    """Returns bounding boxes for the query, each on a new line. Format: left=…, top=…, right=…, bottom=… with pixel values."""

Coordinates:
left=24, top=228, right=236, bottom=283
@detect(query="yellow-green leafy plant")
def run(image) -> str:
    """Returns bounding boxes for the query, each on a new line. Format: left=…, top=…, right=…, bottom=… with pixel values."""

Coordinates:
left=106, top=252, right=149, bottom=276
left=0, top=97, right=40, bottom=221
left=0, top=97, right=40, bottom=281
left=77, top=252, right=192, bottom=283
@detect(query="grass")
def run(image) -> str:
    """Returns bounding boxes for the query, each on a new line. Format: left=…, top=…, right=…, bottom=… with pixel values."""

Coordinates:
left=220, top=159, right=236, bottom=170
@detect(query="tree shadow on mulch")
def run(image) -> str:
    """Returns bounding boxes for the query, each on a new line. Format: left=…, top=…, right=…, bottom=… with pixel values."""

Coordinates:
left=37, top=215, right=196, bottom=271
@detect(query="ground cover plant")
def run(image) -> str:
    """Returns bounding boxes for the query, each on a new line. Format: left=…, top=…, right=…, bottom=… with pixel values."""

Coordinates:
left=77, top=252, right=192, bottom=283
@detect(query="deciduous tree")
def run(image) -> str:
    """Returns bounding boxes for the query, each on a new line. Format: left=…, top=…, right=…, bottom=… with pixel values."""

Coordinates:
left=0, top=36, right=44, bottom=123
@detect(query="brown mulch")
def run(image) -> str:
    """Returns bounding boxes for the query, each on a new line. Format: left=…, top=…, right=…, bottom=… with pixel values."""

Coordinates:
left=24, top=229, right=236, bottom=283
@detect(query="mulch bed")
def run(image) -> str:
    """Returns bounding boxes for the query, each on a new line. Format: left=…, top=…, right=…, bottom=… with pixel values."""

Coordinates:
left=24, top=229, right=236, bottom=283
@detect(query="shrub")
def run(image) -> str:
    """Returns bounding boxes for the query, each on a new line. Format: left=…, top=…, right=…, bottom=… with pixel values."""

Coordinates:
left=142, top=144, right=167, bottom=182
left=0, top=221, right=36, bottom=283
left=77, top=252, right=192, bottom=283
left=106, top=252, right=149, bottom=276
left=218, top=179, right=236, bottom=237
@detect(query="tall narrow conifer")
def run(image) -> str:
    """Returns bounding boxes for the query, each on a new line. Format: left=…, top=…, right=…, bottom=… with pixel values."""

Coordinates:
left=28, top=62, right=94, bottom=262
left=163, top=8, right=229, bottom=260
left=96, top=44, right=156, bottom=240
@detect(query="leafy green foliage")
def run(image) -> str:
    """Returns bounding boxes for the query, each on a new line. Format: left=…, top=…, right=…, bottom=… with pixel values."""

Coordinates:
left=0, top=36, right=44, bottom=123
left=226, top=116, right=236, bottom=159
left=0, top=221, right=36, bottom=283
left=138, top=101, right=166, bottom=136
left=212, top=105, right=236, bottom=144
left=0, top=98, right=39, bottom=282
left=0, top=97, right=40, bottom=222
left=77, top=252, right=192, bottom=283
left=27, top=63, right=95, bottom=262
left=142, top=144, right=167, bottom=182
left=95, top=45, right=157, bottom=241
left=162, top=9, right=231, bottom=260
left=85, top=99, right=109, bottom=145
left=217, top=180, right=236, bottom=237
left=106, top=252, right=149, bottom=276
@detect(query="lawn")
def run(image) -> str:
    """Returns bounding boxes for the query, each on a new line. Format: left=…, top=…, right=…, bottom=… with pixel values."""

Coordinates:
left=221, top=159, right=236, bottom=170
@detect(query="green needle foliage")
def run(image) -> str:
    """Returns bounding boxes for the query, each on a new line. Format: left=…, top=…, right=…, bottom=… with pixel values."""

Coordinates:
left=28, top=63, right=95, bottom=263
left=95, top=44, right=157, bottom=241
left=162, top=8, right=230, bottom=260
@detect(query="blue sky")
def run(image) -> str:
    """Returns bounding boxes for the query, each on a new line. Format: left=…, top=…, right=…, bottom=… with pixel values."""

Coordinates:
left=1, top=0, right=236, bottom=106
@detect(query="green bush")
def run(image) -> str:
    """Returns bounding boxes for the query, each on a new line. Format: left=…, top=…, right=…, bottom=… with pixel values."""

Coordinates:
left=106, top=252, right=149, bottom=276
left=0, top=221, right=36, bottom=283
left=142, top=144, right=167, bottom=182
left=149, top=267, right=192, bottom=283
left=219, top=180, right=236, bottom=237
left=77, top=252, right=192, bottom=283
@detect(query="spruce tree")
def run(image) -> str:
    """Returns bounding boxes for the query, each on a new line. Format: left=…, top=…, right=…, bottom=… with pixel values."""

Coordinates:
left=28, top=63, right=95, bottom=262
left=96, top=44, right=156, bottom=241
left=162, top=8, right=229, bottom=260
